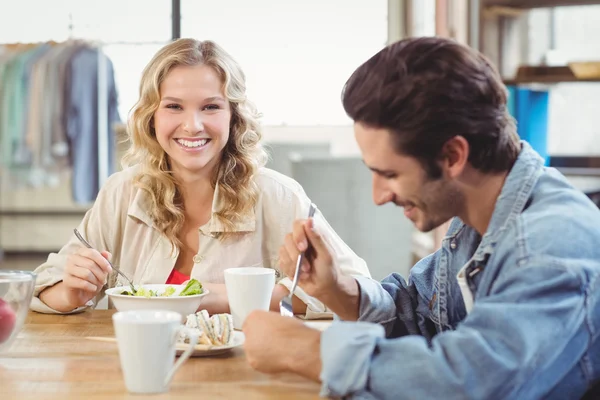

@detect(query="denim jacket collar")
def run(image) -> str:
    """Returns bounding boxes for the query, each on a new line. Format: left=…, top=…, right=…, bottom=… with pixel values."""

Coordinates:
left=444, top=141, right=544, bottom=263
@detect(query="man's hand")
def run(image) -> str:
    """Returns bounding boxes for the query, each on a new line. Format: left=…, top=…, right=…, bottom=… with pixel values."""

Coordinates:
left=243, top=310, right=321, bottom=381
left=279, top=218, right=339, bottom=299
left=279, top=218, right=361, bottom=320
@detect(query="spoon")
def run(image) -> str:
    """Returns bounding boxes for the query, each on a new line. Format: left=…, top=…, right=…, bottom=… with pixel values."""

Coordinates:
left=73, top=229, right=137, bottom=294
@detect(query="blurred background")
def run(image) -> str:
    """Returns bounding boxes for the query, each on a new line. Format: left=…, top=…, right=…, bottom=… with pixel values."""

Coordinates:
left=0, top=0, right=599, bottom=281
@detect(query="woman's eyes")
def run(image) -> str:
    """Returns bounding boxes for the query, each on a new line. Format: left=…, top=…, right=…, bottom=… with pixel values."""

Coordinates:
left=165, top=104, right=220, bottom=111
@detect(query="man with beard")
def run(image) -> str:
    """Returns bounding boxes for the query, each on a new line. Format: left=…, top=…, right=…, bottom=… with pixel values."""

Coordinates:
left=242, top=37, right=600, bottom=400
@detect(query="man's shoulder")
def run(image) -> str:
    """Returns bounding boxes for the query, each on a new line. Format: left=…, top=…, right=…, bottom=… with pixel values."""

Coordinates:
left=502, top=169, right=600, bottom=261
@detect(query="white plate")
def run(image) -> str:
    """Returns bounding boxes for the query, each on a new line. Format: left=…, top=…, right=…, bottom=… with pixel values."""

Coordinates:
left=86, top=330, right=244, bottom=358
left=176, top=330, right=245, bottom=357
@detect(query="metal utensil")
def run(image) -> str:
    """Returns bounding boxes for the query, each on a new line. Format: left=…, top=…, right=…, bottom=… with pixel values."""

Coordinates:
left=280, top=203, right=317, bottom=317
left=73, top=228, right=137, bottom=294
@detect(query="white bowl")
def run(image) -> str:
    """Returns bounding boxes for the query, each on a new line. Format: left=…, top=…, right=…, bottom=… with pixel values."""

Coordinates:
left=105, top=284, right=209, bottom=318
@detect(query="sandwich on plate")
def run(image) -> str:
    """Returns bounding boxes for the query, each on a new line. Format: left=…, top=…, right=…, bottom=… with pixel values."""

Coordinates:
left=180, top=310, right=234, bottom=346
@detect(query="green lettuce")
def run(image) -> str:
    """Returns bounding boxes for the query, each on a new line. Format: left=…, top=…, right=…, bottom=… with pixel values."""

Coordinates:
left=179, top=279, right=203, bottom=296
left=118, top=280, right=202, bottom=297
left=161, top=286, right=177, bottom=297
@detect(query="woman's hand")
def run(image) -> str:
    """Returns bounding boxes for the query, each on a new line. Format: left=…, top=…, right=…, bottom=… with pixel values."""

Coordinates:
left=39, top=248, right=112, bottom=312
left=62, top=248, right=112, bottom=308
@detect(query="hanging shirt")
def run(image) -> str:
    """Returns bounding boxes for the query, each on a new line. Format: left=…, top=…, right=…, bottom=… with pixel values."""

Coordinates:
left=67, top=46, right=121, bottom=204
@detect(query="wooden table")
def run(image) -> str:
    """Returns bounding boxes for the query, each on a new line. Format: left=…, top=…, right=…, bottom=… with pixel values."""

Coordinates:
left=0, top=310, right=322, bottom=399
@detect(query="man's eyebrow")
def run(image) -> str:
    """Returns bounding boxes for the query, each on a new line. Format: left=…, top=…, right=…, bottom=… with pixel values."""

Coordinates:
left=362, top=160, right=395, bottom=175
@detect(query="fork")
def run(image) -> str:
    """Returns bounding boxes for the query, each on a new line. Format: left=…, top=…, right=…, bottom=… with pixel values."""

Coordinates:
left=73, top=228, right=137, bottom=295
left=280, top=203, right=317, bottom=317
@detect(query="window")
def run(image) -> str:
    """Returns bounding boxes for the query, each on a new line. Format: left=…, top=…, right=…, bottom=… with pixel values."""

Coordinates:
left=411, top=0, right=436, bottom=37
left=1, top=1, right=390, bottom=126
left=528, top=5, right=600, bottom=156
left=0, top=1, right=70, bottom=42
left=0, top=0, right=171, bottom=120
left=67, top=0, right=171, bottom=43
left=0, top=0, right=170, bottom=43
left=63, top=0, right=172, bottom=120
left=102, top=44, right=168, bottom=120
left=181, top=0, right=388, bottom=125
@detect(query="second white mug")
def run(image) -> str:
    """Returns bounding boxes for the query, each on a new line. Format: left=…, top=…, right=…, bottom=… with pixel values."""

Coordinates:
left=112, top=310, right=198, bottom=394
left=224, top=267, right=276, bottom=330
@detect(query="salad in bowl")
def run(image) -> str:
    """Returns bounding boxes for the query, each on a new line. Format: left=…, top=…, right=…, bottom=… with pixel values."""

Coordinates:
left=118, top=279, right=203, bottom=298
left=106, top=279, right=209, bottom=317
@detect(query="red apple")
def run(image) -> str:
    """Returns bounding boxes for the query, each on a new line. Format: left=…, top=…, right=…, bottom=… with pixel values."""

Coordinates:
left=0, top=298, right=16, bottom=344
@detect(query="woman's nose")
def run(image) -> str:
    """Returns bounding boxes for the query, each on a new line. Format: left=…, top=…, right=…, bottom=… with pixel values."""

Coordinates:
left=183, top=112, right=204, bottom=134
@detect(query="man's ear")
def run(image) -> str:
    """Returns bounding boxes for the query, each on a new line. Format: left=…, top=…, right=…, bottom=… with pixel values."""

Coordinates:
left=440, top=136, right=469, bottom=179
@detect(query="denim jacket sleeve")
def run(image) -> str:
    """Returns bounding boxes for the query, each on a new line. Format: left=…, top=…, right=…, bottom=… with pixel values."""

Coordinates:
left=319, top=257, right=589, bottom=400
left=353, top=251, right=441, bottom=340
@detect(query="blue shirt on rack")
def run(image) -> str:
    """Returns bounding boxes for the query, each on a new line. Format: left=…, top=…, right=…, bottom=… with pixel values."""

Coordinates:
left=67, top=46, right=121, bottom=204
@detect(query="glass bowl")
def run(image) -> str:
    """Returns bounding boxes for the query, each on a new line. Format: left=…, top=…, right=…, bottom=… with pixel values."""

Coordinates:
left=0, top=270, right=36, bottom=353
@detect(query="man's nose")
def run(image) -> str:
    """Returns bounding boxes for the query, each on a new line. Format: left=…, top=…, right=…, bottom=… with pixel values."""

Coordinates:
left=372, top=174, right=394, bottom=206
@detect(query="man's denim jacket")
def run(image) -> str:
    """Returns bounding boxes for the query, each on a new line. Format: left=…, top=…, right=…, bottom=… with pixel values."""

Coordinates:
left=320, top=142, right=600, bottom=399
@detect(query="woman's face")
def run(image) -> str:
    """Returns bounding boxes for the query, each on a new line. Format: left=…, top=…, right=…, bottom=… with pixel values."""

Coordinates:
left=153, top=64, right=232, bottom=180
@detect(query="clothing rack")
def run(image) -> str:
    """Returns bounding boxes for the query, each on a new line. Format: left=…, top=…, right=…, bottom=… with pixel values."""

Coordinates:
left=0, top=2, right=180, bottom=258
left=1, top=39, right=166, bottom=198
left=0, top=39, right=172, bottom=254
left=0, top=40, right=113, bottom=192
left=0, top=39, right=121, bottom=254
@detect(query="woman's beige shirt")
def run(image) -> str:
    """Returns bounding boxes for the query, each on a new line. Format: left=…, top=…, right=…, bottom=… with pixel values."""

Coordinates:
left=31, top=166, right=371, bottom=319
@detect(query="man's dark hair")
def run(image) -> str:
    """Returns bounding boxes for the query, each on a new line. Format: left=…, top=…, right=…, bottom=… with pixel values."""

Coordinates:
left=342, top=36, right=520, bottom=178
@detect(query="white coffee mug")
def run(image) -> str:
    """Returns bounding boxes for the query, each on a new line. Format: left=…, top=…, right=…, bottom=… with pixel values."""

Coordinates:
left=224, top=267, right=276, bottom=330
left=112, top=310, right=198, bottom=394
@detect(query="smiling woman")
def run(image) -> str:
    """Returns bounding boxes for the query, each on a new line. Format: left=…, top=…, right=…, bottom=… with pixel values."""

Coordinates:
left=124, top=39, right=265, bottom=256
left=31, top=38, right=372, bottom=319
left=154, top=65, right=232, bottom=179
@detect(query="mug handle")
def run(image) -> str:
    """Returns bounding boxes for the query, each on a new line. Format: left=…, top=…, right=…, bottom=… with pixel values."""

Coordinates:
left=164, top=326, right=199, bottom=386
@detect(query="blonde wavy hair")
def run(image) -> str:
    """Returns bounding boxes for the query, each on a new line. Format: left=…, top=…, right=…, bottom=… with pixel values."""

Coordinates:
left=123, top=38, right=267, bottom=250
